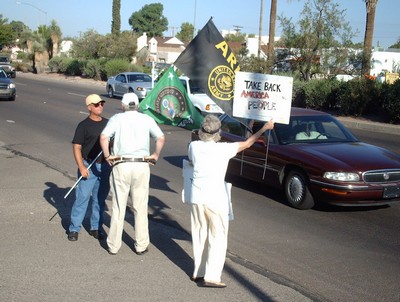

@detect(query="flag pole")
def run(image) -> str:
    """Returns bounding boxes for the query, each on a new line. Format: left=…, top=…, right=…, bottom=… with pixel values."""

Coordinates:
left=262, top=130, right=271, bottom=180
left=64, top=151, right=103, bottom=199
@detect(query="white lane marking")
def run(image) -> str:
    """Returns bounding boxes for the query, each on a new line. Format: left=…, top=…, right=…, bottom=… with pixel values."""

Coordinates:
left=68, top=92, right=86, bottom=97
left=6, top=120, right=15, bottom=123
left=79, top=111, right=89, bottom=115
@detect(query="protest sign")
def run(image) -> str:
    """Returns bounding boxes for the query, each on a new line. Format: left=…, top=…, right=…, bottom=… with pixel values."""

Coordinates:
left=233, top=71, right=293, bottom=124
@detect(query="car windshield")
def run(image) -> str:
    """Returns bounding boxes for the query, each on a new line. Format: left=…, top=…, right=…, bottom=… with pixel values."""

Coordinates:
left=275, top=114, right=359, bottom=145
left=219, top=112, right=359, bottom=145
left=188, top=80, right=206, bottom=94
left=0, top=70, right=7, bottom=78
left=127, top=74, right=152, bottom=83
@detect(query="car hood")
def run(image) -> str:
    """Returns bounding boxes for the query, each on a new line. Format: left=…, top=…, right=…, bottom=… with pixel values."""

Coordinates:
left=0, top=78, right=12, bottom=84
left=189, top=93, right=224, bottom=113
left=291, top=142, right=400, bottom=171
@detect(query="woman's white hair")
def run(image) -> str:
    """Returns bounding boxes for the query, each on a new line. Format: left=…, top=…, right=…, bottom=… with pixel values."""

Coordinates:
left=198, top=114, right=221, bottom=142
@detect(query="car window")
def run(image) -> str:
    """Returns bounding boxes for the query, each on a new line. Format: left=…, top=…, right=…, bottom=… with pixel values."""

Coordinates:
left=116, top=74, right=126, bottom=83
left=180, top=79, right=188, bottom=91
left=220, top=115, right=248, bottom=137
left=275, top=115, right=358, bottom=144
left=0, top=70, right=6, bottom=78
left=188, top=80, right=206, bottom=93
left=127, top=74, right=152, bottom=83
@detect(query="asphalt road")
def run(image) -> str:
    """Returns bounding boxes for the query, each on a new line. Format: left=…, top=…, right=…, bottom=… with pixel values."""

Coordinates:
left=1, top=73, right=399, bottom=302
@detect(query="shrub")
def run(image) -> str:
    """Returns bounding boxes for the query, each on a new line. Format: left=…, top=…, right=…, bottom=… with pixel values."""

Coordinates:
left=104, top=59, right=132, bottom=78
left=48, top=56, right=64, bottom=73
left=293, top=79, right=340, bottom=110
left=382, top=79, right=400, bottom=123
left=335, top=78, right=382, bottom=116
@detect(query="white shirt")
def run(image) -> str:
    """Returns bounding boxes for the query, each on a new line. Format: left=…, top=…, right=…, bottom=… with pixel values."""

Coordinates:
left=101, top=111, right=164, bottom=157
left=188, top=140, right=239, bottom=205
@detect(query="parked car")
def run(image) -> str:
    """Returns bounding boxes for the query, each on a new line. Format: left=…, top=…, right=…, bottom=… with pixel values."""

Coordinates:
left=191, top=108, right=400, bottom=210
left=0, top=68, right=16, bottom=101
left=0, top=55, right=16, bottom=78
left=179, top=76, right=224, bottom=115
left=106, top=72, right=153, bottom=101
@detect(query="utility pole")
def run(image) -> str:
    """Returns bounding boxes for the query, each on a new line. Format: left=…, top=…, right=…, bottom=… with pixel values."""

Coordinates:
left=233, top=25, right=243, bottom=35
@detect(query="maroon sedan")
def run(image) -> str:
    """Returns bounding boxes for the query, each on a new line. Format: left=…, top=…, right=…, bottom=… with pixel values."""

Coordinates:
left=192, top=108, right=400, bottom=209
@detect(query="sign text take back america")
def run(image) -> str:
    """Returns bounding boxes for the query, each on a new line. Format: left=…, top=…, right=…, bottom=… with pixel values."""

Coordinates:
left=233, top=71, right=293, bottom=124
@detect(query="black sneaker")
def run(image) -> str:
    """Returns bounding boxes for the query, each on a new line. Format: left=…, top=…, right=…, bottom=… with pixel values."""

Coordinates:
left=89, top=230, right=105, bottom=240
left=68, top=232, right=78, bottom=241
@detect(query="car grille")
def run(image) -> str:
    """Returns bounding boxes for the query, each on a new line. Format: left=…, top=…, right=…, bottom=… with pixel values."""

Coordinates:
left=363, top=170, right=400, bottom=183
left=0, top=83, right=9, bottom=89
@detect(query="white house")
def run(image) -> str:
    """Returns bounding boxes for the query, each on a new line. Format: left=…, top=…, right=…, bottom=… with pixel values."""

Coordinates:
left=370, top=49, right=400, bottom=76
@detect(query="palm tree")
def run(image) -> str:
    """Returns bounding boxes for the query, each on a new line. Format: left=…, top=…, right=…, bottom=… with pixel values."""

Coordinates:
left=361, top=0, right=378, bottom=76
left=266, top=0, right=277, bottom=73
left=49, top=20, right=62, bottom=58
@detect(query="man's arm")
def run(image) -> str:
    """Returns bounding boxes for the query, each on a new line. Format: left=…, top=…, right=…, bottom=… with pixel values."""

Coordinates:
left=146, top=135, right=165, bottom=164
left=237, top=119, right=274, bottom=153
left=73, top=143, right=89, bottom=178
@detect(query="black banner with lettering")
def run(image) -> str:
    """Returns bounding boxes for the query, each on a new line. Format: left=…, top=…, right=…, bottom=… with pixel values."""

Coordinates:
left=174, top=18, right=240, bottom=116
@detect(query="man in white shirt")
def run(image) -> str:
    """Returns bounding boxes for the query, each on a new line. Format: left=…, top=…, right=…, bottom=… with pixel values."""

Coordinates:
left=100, top=93, right=165, bottom=255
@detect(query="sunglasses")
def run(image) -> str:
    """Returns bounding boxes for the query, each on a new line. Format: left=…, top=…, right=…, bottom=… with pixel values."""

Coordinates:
left=92, top=101, right=105, bottom=107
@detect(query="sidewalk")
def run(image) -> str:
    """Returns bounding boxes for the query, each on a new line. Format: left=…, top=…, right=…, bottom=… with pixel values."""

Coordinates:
left=0, top=143, right=314, bottom=302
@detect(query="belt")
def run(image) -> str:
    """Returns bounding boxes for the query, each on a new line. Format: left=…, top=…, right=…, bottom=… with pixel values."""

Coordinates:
left=111, top=156, right=146, bottom=162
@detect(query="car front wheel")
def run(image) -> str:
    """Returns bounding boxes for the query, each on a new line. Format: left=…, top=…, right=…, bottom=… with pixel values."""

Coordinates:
left=284, top=170, right=315, bottom=210
left=108, top=86, right=114, bottom=98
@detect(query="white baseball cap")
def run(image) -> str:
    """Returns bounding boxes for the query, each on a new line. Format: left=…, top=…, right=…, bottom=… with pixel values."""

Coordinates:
left=121, top=93, right=139, bottom=107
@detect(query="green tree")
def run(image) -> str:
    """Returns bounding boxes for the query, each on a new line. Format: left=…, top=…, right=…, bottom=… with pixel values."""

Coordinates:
left=224, top=32, right=246, bottom=43
left=278, top=0, right=355, bottom=81
left=111, top=0, right=121, bottom=35
left=70, top=29, right=104, bottom=59
left=361, top=0, right=378, bottom=75
left=388, top=39, right=400, bottom=49
left=9, top=21, right=28, bottom=39
left=176, top=22, right=194, bottom=42
left=98, top=31, right=137, bottom=60
left=0, top=15, right=17, bottom=46
left=128, top=3, right=168, bottom=37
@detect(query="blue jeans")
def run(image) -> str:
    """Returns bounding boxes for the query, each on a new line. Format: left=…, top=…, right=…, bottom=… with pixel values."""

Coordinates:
left=69, top=160, right=110, bottom=233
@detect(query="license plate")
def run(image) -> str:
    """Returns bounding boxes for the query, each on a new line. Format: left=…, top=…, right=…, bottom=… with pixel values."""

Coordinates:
left=383, top=186, right=400, bottom=199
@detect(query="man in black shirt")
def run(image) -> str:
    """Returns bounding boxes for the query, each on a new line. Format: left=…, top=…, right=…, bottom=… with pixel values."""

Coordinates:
left=68, top=94, right=110, bottom=241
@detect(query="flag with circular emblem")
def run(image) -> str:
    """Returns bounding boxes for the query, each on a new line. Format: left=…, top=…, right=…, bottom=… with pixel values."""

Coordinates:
left=139, top=67, right=204, bottom=130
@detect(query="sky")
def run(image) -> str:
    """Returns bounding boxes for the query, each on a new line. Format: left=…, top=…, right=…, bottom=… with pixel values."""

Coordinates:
left=2, top=0, right=399, bottom=49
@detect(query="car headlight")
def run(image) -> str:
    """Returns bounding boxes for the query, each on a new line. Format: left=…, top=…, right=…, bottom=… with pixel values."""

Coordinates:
left=324, top=172, right=359, bottom=181
left=136, top=87, right=144, bottom=91
left=9, top=83, right=16, bottom=89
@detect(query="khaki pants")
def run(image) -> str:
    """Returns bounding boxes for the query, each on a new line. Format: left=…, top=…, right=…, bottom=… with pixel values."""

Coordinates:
left=190, top=204, right=229, bottom=282
left=107, top=162, right=150, bottom=254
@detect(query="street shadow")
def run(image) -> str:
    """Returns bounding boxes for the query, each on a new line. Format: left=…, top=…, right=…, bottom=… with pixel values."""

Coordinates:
left=163, top=155, right=188, bottom=169
left=43, top=181, right=113, bottom=236
left=120, top=194, right=194, bottom=277
left=43, top=182, right=74, bottom=232
left=150, top=173, right=177, bottom=193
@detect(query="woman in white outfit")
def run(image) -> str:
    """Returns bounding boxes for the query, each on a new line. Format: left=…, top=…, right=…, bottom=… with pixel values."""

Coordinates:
left=188, top=114, right=274, bottom=288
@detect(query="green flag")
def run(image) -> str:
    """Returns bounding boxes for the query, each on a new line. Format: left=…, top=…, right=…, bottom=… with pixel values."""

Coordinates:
left=139, top=67, right=204, bottom=130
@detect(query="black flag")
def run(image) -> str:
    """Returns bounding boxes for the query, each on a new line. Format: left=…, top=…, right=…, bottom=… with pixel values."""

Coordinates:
left=174, top=18, right=240, bottom=116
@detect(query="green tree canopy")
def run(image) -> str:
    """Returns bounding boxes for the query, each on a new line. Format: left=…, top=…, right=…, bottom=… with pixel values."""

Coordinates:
left=128, top=3, right=168, bottom=37
left=71, top=29, right=137, bottom=61
left=388, top=39, right=400, bottom=49
left=0, top=15, right=17, bottom=46
left=176, top=22, right=194, bottom=42
left=278, top=0, right=356, bottom=81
